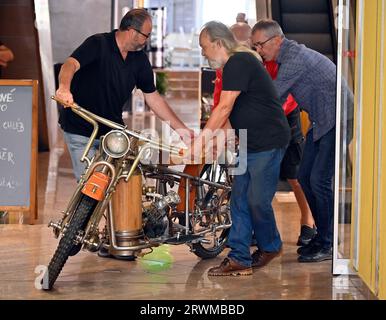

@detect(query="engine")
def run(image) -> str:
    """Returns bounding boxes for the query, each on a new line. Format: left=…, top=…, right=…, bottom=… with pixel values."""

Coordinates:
left=142, top=191, right=180, bottom=238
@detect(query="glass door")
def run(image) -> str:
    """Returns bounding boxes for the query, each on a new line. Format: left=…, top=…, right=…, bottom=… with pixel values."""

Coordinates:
left=333, top=0, right=357, bottom=275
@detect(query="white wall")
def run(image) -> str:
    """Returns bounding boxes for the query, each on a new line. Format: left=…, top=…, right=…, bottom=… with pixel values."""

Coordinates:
left=49, top=0, right=112, bottom=63
left=197, top=0, right=256, bottom=28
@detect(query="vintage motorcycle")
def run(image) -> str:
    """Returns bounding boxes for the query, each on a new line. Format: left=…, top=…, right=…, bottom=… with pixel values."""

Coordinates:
left=43, top=96, right=233, bottom=290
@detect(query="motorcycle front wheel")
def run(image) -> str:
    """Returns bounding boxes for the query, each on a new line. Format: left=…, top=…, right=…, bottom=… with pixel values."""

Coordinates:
left=44, top=194, right=97, bottom=290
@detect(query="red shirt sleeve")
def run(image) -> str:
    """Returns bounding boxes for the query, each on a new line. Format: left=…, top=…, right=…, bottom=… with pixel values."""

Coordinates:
left=212, top=69, right=223, bottom=110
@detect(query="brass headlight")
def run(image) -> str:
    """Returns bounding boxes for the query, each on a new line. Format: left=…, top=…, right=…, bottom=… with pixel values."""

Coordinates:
left=102, top=130, right=130, bottom=158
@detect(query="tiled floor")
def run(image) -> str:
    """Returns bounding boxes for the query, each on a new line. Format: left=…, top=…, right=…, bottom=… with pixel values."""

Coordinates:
left=0, top=103, right=376, bottom=300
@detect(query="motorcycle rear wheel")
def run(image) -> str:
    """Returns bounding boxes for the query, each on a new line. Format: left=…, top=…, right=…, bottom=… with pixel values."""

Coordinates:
left=43, top=195, right=97, bottom=290
left=189, top=164, right=231, bottom=259
left=190, top=216, right=230, bottom=259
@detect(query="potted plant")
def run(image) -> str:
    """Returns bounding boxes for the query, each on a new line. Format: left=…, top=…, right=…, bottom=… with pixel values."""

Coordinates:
left=156, top=72, right=169, bottom=96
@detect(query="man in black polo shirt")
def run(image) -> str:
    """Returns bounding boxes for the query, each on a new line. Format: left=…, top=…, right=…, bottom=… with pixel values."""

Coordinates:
left=56, top=8, right=193, bottom=180
left=195, top=21, right=290, bottom=276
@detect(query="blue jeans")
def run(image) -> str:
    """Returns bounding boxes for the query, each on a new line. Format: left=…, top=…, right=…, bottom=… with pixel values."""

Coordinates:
left=63, top=131, right=100, bottom=181
left=227, top=148, right=285, bottom=267
left=298, top=127, right=335, bottom=249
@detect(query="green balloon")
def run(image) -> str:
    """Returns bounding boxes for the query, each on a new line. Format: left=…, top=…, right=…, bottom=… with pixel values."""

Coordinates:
left=139, top=245, right=174, bottom=272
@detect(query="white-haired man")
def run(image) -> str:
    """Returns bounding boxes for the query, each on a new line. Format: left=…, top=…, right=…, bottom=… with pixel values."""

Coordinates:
left=195, top=21, right=290, bottom=276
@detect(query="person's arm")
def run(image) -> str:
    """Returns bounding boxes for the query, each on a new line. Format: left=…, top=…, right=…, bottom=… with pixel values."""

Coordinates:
left=203, top=90, right=239, bottom=132
left=143, top=91, right=194, bottom=142
left=55, top=57, right=80, bottom=105
left=190, top=90, right=239, bottom=161
left=0, top=44, right=14, bottom=67
left=274, top=57, right=303, bottom=103
left=189, top=53, right=248, bottom=162
left=55, top=35, right=99, bottom=106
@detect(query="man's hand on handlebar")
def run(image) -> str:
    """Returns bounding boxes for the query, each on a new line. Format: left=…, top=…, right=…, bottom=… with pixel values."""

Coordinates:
left=55, top=88, right=74, bottom=106
left=175, top=127, right=196, bottom=147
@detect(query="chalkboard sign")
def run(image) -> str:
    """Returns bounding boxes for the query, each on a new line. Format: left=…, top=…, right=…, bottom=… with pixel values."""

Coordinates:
left=0, top=80, right=38, bottom=223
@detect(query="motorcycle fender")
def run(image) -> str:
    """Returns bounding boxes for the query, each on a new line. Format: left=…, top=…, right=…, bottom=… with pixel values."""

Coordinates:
left=81, top=172, right=110, bottom=201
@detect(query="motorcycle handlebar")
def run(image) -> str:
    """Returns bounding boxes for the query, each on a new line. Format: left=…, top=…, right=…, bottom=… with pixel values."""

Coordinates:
left=51, top=95, right=185, bottom=156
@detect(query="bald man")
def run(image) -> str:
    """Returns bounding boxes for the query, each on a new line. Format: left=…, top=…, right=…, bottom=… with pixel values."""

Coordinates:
left=230, top=22, right=252, bottom=46
left=236, top=12, right=247, bottom=24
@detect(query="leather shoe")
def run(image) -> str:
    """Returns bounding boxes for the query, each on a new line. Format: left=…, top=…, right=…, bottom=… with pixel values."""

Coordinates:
left=208, top=257, right=252, bottom=276
left=298, top=247, right=332, bottom=263
left=251, top=248, right=282, bottom=269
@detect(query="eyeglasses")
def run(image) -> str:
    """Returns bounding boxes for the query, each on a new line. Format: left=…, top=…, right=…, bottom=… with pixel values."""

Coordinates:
left=252, top=35, right=276, bottom=49
left=130, top=28, right=151, bottom=39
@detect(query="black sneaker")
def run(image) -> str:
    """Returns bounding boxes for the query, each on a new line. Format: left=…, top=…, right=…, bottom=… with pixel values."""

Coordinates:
left=298, top=247, right=332, bottom=263
left=297, top=238, right=320, bottom=256
left=297, top=225, right=317, bottom=246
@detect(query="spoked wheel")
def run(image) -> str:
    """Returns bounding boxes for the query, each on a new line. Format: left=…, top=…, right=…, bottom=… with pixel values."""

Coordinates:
left=43, top=195, right=97, bottom=290
left=189, top=163, right=232, bottom=259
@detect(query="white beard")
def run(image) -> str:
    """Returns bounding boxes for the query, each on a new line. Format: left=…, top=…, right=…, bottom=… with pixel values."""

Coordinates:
left=135, top=44, right=146, bottom=51
left=208, top=59, right=223, bottom=70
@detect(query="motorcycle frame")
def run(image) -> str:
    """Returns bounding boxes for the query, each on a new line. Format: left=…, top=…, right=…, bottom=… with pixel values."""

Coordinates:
left=50, top=96, right=232, bottom=254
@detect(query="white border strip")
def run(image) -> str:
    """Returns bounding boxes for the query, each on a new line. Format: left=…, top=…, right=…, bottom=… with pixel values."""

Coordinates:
left=333, top=0, right=356, bottom=275
left=333, top=0, right=344, bottom=275
left=352, top=0, right=364, bottom=270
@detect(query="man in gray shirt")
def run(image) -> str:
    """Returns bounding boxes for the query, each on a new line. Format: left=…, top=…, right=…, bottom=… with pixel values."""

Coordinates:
left=251, top=19, right=336, bottom=262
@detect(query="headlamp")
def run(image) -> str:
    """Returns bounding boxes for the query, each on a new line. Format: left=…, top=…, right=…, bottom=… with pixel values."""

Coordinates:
left=102, top=130, right=130, bottom=158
